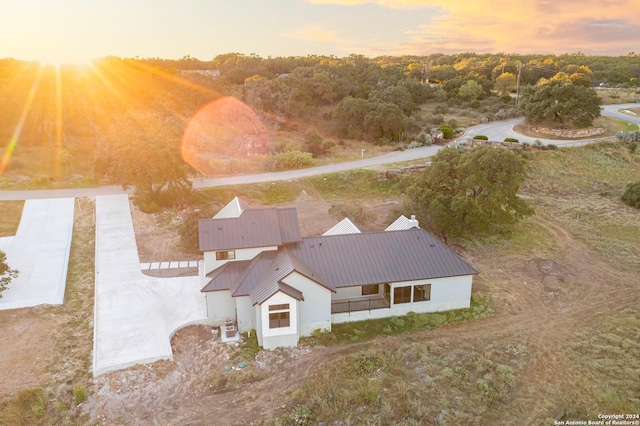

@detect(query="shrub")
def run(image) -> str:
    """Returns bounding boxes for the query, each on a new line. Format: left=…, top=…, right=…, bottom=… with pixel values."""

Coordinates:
left=263, top=150, right=314, bottom=171
left=434, top=103, right=449, bottom=114
left=629, top=141, right=638, bottom=154
left=621, top=181, right=640, bottom=208
left=73, top=385, right=87, bottom=404
left=504, top=137, right=519, bottom=143
left=439, top=124, right=454, bottom=139
left=407, top=141, right=423, bottom=149
left=430, top=115, right=445, bottom=125
left=473, top=135, right=489, bottom=140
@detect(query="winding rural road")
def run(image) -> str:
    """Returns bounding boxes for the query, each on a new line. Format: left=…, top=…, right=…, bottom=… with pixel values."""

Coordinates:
left=1, top=104, right=638, bottom=201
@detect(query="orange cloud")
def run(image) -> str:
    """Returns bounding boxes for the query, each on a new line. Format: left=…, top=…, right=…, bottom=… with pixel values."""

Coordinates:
left=306, top=0, right=640, bottom=55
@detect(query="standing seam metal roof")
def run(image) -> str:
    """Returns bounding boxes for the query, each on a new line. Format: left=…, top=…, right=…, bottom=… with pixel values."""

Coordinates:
left=288, top=228, right=477, bottom=288
left=199, top=207, right=301, bottom=252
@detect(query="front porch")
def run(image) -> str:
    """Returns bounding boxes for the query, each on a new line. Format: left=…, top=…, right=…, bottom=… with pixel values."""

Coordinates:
left=331, top=295, right=390, bottom=314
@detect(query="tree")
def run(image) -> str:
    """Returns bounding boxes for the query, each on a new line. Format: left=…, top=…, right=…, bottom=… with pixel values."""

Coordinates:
left=0, top=250, right=19, bottom=298
left=519, top=79, right=601, bottom=128
left=621, top=181, right=640, bottom=208
left=97, top=112, right=193, bottom=212
left=495, top=72, right=517, bottom=93
left=457, top=80, right=484, bottom=101
left=364, top=102, right=407, bottom=142
left=405, top=146, right=534, bottom=240
left=333, top=96, right=373, bottom=139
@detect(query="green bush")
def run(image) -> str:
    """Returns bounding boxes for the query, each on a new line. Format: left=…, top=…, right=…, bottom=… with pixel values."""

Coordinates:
left=504, top=137, right=519, bottom=143
left=473, top=135, right=489, bottom=140
left=435, top=103, right=449, bottom=114
left=621, top=181, right=640, bottom=208
left=73, top=385, right=87, bottom=404
left=440, top=124, right=454, bottom=139
left=263, top=150, right=314, bottom=171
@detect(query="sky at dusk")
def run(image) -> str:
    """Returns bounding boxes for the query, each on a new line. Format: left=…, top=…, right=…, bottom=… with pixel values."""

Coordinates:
left=3, top=0, right=640, bottom=64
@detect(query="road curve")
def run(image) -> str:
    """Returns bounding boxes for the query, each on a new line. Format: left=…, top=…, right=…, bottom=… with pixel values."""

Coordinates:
left=464, top=103, right=640, bottom=145
left=1, top=104, right=638, bottom=201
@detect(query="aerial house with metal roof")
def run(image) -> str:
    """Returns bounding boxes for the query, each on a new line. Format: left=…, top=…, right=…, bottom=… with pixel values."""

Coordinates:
left=199, top=197, right=478, bottom=350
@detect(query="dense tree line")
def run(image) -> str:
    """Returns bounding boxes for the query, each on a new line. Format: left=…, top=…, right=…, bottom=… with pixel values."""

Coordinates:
left=1, top=52, right=638, bottom=207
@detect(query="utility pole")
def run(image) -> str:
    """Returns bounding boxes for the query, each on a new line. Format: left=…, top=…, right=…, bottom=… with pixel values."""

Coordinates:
left=515, top=63, right=522, bottom=109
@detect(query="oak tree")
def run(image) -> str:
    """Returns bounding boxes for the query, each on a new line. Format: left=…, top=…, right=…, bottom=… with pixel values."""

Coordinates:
left=405, top=146, right=534, bottom=240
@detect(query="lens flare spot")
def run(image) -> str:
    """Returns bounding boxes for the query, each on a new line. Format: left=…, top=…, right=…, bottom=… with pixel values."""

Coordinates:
left=181, top=97, right=270, bottom=177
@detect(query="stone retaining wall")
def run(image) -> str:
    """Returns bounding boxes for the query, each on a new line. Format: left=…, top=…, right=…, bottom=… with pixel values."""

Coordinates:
left=530, top=127, right=605, bottom=138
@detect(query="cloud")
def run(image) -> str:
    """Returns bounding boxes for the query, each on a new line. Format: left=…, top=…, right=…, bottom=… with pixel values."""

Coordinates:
left=305, top=0, right=640, bottom=55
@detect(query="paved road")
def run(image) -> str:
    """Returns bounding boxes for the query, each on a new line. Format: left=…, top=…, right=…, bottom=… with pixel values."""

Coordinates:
left=464, top=103, right=640, bottom=145
left=1, top=104, right=638, bottom=201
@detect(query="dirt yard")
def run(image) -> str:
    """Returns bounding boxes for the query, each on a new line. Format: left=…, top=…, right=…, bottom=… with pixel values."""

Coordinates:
left=82, top=192, right=639, bottom=425
left=1, top=190, right=637, bottom=424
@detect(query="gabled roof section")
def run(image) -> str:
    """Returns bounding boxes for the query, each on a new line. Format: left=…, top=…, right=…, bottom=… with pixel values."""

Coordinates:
left=201, top=260, right=253, bottom=292
left=323, top=218, right=362, bottom=236
left=199, top=206, right=302, bottom=252
left=213, top=196, right=252, bottom=219
left=385, top=215, right=420, bottom=231
left=289, top=228, right=477, bottom=288
left=250, top=249, right=334, bottom=305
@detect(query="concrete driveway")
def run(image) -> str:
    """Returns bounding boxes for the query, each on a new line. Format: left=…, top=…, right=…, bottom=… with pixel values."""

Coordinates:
left=93, top=194, right=207, bottom=376
left=0, top=198, right=75, bottom=310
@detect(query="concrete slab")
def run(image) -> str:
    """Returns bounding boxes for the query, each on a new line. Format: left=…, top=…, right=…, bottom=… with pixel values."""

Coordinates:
left=93, top=195, right=208, bottom=376
left=160, top=261, right=169, bottom=269
left=0, top=236, right=14, bottom=252
left=140, top=263, right=151, bottom=270
left=179, top=261, right=189, bottom=268
left=189, top=261, right=198, bottom=268
left=150, top=262, right=160, bottom=270
left=169, top=261, right=179, bottom=269
left=0, top=198, right=75, bottom=311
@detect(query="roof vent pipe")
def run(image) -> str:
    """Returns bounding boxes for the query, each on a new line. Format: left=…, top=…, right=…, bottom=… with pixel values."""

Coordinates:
left=408, top=215, right=419, bottom=229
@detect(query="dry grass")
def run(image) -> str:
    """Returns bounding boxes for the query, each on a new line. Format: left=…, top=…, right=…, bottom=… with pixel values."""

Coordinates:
left=0, top=201, right=24, bottom=237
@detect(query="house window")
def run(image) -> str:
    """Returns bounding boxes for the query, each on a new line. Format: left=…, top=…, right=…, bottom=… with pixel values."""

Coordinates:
left=362, top=284, right=379, bottom=296
left=268, top=303, right=290, bottom=328
left=393, top=286, right=412, bottom=304
left=215, top=250, right=235, bottom=261
left=413, top=284, right=431, bottom=302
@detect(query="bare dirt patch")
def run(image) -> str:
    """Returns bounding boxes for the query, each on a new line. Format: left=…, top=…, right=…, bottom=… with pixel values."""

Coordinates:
left=0, top=306, right=63, bottom=399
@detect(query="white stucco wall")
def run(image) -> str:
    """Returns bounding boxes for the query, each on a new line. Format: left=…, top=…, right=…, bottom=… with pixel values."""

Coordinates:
left=281, top=272, right=332, bottom=336
left=259, top=292, right=299, bottom=350
left=331, top=275, right=473, bottom=324
left=235, top=295, right=256, bottom=333
left=333, top=286, right=366, bottom=300
left=205, top=290, right=236, bottom=325
left=203, top=246, right=277, bottom=274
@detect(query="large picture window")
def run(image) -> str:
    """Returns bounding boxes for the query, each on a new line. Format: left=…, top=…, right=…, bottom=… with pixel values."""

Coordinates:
left=393, top=286, right=412, bottom=304
left=268, top=303, right=290, bottom=328
left=413, top=284, right=431, bottom=302
left=215, top=250, right=235, bottom=261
